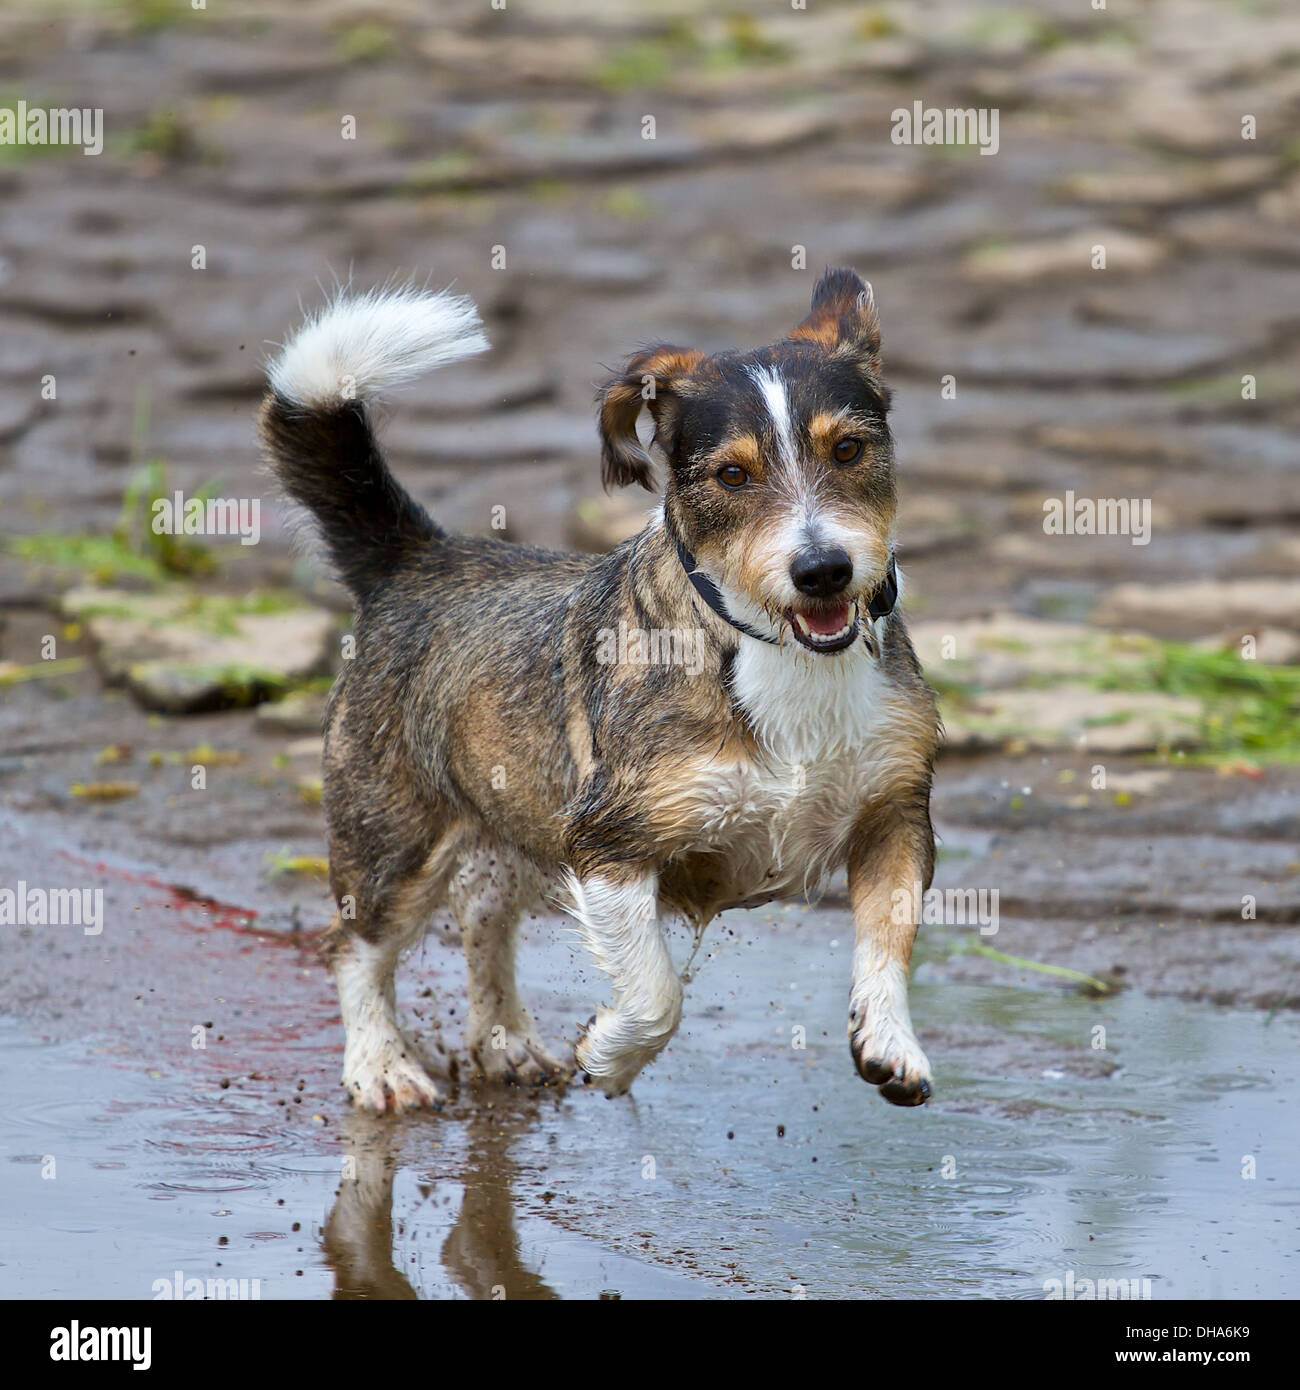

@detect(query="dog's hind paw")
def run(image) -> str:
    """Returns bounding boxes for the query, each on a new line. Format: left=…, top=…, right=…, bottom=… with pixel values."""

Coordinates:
left=343, top=1038, right=443, bottom=1115
left=849, top=1012, right=933, bottom=1108
left=471, top=1030, right=571, bottom=1088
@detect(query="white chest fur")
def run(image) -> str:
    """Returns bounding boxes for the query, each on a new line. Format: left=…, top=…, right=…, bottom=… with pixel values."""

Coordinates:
left=683, top=627, right=912, bottom=908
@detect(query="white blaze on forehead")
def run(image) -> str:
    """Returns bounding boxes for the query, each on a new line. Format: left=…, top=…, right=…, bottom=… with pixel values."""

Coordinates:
left=746, top=364, right=798, bottom=474
left=746, top=363, right=834, bottom=550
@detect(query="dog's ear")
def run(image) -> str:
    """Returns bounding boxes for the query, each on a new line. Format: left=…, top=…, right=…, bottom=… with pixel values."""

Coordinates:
left=598, top=345, right=704, bottom=490
left=790, top=267, right=882, bottom=370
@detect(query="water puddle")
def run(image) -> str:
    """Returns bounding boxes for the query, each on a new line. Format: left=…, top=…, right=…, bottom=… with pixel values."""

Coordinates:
left=2, top=916, right=1295, bottom=1299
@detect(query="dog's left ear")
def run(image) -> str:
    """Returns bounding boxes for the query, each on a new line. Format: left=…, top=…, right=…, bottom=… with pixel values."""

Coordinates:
left=598, top=345, right=704, bottom=490
left=789, top=267, right=882, bottom=372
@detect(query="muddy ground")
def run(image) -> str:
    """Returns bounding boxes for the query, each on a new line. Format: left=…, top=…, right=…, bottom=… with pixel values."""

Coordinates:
left=0, top=1, right=1298, bottom=1298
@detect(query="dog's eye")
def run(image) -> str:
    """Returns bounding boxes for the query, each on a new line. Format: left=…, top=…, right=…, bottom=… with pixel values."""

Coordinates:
left=717, top=464, right=749, bottom=488
left=833, top=438, right=863, bottom=465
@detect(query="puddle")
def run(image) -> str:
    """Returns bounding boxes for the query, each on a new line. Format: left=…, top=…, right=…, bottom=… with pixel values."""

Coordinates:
left=1, top=914, right=1295, bottom=1300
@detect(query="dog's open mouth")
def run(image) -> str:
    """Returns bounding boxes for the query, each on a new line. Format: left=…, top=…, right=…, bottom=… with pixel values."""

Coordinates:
left=787, top=601, right=860, bottom=653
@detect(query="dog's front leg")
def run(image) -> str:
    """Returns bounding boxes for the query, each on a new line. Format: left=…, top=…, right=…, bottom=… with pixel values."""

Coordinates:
left=565, top=869, right=682, bottom=1096
left=846, top=814, right=934, bottom=1107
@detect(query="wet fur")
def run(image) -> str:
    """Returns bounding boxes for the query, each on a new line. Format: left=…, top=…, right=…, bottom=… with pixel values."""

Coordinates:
left=260, top=269, right=940, bottom=1113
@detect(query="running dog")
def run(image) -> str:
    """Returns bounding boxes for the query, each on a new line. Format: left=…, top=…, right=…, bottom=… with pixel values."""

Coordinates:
left=259, top=268, right=940, bottom=1113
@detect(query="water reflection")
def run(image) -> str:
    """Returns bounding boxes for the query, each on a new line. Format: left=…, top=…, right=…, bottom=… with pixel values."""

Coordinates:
left=324, top=1108, right=558, bottom=1300
left=323, top=1115, right=417, bottom=1300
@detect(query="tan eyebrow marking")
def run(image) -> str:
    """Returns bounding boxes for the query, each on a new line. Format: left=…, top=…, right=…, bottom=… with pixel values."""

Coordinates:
left=808, top=409, right=853, bottom=453
left=705, top=433, right=764, bottom=477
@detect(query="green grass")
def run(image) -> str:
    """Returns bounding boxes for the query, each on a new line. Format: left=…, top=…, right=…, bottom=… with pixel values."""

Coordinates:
left=594, top=15, right=790, bottom=92
left=1032, top=593, right=1098, bottom=623
left=961, top=940, right=1115, bottom=995
left=131, top=661, right=295, bottom=707
left=333, top=22, right=397, bottom=64
left=927, top=673, right=979, bottom=710
left=118, top=456, right=222, bottom=579
left=966, top=9, right=1069, bottom=52
left=1163, top=373, right=1287, bottom=403
left=8, top=533, right=172, bottom=584
left=0, top=657, right=87, bottom=687
left=928, top=630, right=1299, bottom=766
left=8, top=393, right=226, bottom=584
left=109, top=0, right=202, bottom=35
left=264, top=849, right=330, bottom=880
left=1097, top=642, right=1300, bottom=765
left=67, top=589, right=304, bottom=636
left=403, top=151, right=476, bottom=194
left=11, top=468, right=221, bottom=584
left=125, top=108, right=201, bottom=161
left=855, top=8, right=902, bottom=41
left=928, top=930, right=1117, bottom=995
left=602, top=186, right=654, bottom=220
left=0, top=95, right=80, bottom=163
left=291, top=674, right=338, bottom=696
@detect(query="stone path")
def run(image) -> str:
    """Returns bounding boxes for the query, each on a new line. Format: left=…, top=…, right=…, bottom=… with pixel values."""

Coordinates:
left=1, top=2, right=1297, bottom=1048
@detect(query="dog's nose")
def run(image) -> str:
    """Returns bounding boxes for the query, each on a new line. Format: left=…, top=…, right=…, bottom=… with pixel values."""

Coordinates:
left=790, top=547, right=853, bottom=598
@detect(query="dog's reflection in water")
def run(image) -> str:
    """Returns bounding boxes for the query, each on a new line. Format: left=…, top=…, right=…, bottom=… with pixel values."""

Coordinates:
left=324, top=1106, right=558, bottom=1300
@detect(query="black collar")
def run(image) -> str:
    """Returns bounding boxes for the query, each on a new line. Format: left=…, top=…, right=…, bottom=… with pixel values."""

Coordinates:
left=668, top=520, right=898, bottom=647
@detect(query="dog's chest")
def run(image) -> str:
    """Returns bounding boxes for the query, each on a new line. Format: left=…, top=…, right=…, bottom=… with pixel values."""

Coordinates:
left=671, top=637, right=909, bottom=913
left=688, top=751, right=870, bottom=891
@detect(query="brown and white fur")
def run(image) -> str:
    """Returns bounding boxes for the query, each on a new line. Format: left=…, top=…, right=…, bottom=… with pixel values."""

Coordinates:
left=259, top=269, right=941, bottom=1114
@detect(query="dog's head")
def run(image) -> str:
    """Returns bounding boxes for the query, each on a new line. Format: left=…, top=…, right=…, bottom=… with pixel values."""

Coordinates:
left=598, top=267, right=896, bottom=654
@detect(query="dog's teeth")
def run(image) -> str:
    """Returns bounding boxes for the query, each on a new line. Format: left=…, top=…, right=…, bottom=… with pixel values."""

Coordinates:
left=789, top=604, right=859, bottom=647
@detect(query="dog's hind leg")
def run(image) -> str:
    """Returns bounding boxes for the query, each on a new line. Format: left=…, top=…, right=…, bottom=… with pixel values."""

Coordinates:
left=566, top=869, right=683, bottom=1097
left=325, top=835, right=462, bottom=1115
left=450, top=844, right=568, bottom=1087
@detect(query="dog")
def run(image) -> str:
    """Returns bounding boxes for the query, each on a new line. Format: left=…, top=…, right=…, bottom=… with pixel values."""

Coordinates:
left=259, top=267, right=940, bottom=1113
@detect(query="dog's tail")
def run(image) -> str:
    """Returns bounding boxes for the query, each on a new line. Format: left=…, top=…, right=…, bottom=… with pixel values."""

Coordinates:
left=259, top=285, right=488, bottom=600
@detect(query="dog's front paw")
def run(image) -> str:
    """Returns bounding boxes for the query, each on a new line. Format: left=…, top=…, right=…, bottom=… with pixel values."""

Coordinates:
left=471, top=1029, right=571, bottom=1088
left=848, top=1009, right=932, bottom=1107
left=343, top=1034, right=443, bottom=1115
left=574, top=1008, right=660, bottom=1098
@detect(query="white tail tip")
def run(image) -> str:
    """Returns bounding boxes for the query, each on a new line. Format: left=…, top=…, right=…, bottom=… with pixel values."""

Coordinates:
left=268, top=285, right=489, bottom=408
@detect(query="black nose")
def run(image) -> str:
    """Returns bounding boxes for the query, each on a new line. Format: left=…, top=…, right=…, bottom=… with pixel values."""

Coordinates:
left=790, top=546, right=853, bottom=598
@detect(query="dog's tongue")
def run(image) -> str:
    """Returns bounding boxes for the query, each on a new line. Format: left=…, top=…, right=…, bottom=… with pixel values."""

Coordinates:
left=803, top=603, right=853, bottom=636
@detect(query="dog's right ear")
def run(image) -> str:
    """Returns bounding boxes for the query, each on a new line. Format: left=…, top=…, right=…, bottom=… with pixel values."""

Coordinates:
left=598, top=345, right=704, bottom=490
